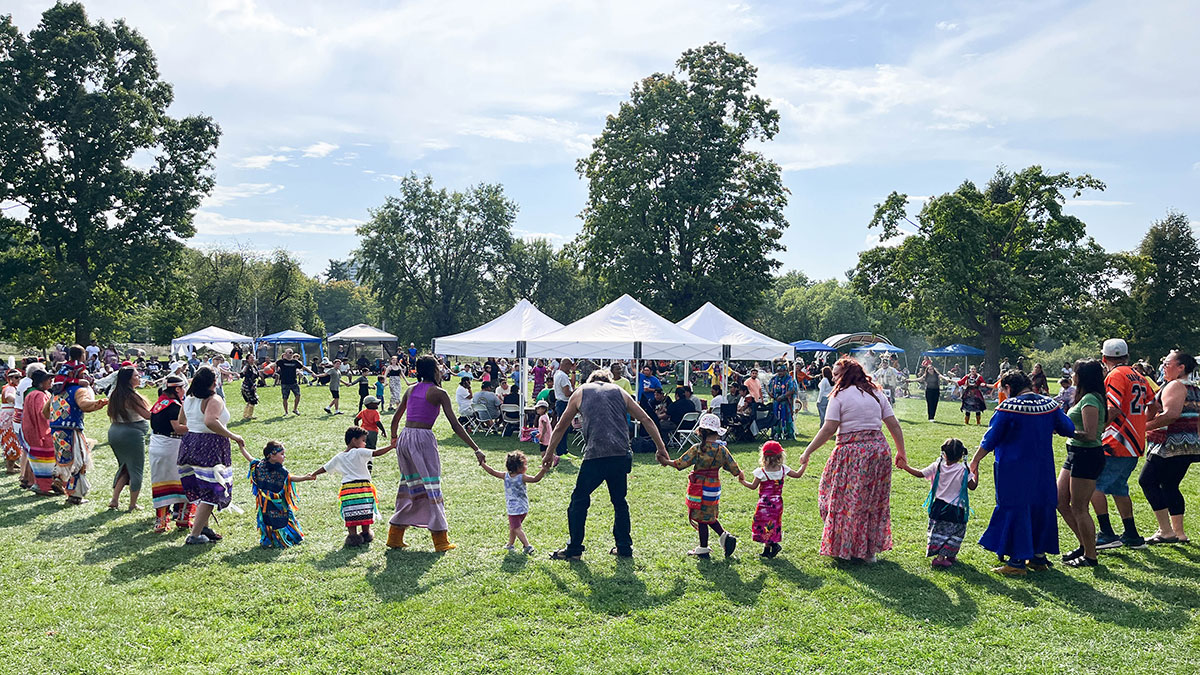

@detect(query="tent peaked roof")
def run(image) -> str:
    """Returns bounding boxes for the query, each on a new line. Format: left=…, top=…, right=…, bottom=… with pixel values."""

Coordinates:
left=171, top=325, right=254, bottom=355
left=527, top=294, right=720, bottom=360
left=676, top=302, right=793, bottom=360
left=433, top=299, right=565, bottom=357
left=258, top=329, right=322, bottom=343
left=327, top=323, right=397, bottom=342
left=923, top=343, right=985, bottom=357
left=851, top=342, right=905, bottom=353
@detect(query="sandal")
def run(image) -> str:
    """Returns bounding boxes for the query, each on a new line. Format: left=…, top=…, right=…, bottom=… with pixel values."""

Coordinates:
left=1147, top=533, right=1180, bottom=545
left=1065, top=556, right=1098, bottom=568
left=548, top=548, right=582, bottom=561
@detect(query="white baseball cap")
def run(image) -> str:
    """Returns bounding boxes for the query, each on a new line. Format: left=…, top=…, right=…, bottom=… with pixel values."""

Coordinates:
left=1102, top=338, right=1129, bottom=358
left=697, top=413, right=725, bottom=436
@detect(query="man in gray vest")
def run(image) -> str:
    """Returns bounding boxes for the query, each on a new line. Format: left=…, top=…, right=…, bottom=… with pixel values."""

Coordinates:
left=543, top=367, right=666, bottom=560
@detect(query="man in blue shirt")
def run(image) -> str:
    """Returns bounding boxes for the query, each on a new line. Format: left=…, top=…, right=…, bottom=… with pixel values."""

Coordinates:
left=637, top=365, right=661, bottom=401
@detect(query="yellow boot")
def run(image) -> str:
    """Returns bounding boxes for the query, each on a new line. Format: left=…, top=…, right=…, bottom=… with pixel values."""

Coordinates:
left=386, top=524, right=409, bottom=549
left=431, top=529, right=456, bottom=552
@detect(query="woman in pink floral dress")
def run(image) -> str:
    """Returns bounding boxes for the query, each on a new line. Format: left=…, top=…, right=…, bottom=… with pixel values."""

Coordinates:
left=798, top=357, right=907, bottom=562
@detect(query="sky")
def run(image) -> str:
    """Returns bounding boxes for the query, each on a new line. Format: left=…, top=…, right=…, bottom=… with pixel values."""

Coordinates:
left=9, top=0, right=1200, bottom=280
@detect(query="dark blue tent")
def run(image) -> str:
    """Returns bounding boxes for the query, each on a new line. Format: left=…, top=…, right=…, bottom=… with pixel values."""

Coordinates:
left=922, top=344, right=985, bottom=357
left=791, top=339, right=836, bottom=352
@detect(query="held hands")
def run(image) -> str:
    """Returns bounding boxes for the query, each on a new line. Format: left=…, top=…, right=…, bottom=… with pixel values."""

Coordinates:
left=473, top=449, right=486, bottom=465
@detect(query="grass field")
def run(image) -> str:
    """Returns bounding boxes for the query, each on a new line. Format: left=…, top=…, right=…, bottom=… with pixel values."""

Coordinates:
left=2, top=385, right=1199, bottom=674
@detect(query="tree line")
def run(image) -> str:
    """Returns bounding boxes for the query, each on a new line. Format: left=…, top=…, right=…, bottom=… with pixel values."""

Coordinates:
left=1, top=4, right=1196, bottom=371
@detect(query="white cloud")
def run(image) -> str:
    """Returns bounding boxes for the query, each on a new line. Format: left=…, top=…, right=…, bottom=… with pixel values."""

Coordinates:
left=193, top=211, right=362, bottom=236
left=864, top=229, right=915, bottom=249
left=1067, top=199, right=1133, bottom=207
left=1192, top=161, right=1200, bottom=171
left=514, top=229, right=567, bottom=243
left=935, top=21, right=958, bottom=31
left=905, top=195, right=930, bottom=203
left=302, top=141, right=339, bottom=158
left=203, top=182, right=284, bottom=207
left=234, top=154, right=290, bottom=169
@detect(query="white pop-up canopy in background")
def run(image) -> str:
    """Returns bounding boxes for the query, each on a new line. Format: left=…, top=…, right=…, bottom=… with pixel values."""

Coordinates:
left=676, top=302, right=794, bottom=361
left=526, top=294, right=720, bottom=360
left=171, top=326, right=255, bottom=355
left=433, top=299, right=564, bottom=358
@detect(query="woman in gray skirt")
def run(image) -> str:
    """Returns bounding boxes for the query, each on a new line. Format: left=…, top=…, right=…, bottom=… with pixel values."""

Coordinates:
left=106, top=366, right=151, bottom=511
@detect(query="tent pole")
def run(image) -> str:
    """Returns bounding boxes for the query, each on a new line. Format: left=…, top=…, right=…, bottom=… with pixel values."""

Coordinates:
left=684, top=359, right=690, bottom=389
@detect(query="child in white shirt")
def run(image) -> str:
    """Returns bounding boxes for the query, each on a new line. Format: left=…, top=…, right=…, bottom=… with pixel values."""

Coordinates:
left=898, top=438, right=978, bottom=568
left=308, top=426, right=392, bottom=548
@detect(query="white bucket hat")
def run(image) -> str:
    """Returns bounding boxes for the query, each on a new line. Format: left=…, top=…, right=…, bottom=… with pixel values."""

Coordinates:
left=697, top=412, right=725, bottom=436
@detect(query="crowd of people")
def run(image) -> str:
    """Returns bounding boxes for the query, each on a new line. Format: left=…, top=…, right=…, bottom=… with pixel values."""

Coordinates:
left=1, top=335, right=1196, bottom=577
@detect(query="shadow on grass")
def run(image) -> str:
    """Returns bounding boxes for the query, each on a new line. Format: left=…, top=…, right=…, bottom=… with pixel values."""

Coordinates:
left=1096, top=550, right=1200, bottom=615
left=695, top=558, right=768, bottom=605
left=35, top=507, right=123, bottom=539
left=840, top=559, right=979, bottom=627
left=951, top=562, right=1038, bottom=608
left=108, top=540, right=209, bottom=583
left=223, top=544, right=287, bottom=567
left=80, top=519, right=161, bottom=564
left=0, top=495, right=65, bottom=528
left=766, top=555, right=824, bottom=591
left=366, top=550, right=445, bottom=603
left=312, top=542, right=372, bottom=570
left=1031, top=565, right=1191, bottom=628
left=500, top=551, right=530, bottom=574
left=543, top=557, right=687, bottom=615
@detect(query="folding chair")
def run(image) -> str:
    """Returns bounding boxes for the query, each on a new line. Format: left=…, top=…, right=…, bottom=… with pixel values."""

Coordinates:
left=752, top=403, right=775, bottom=439
left=670, top=411, right=700, bottom=451
left=500, top=404, right=521, bottom=437
left=472, top=402, right=499, bottom=436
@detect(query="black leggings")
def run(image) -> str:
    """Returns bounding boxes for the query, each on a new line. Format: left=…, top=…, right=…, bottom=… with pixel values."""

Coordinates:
left=1139, top=454, right=1199, bottom=516
left=925, top=388, right=939, bottom=419
left=698, top=521, right=726, bottom=547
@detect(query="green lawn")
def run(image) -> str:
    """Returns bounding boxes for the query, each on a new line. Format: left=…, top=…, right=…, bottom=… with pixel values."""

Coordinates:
left=3, top=386, right=1199, bottom=673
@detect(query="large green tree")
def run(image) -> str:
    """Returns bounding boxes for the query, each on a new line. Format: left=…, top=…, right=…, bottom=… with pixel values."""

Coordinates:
left=575, top=42, right=788, bottom=321
left=0, top=4, right=220, bottom=343
left=315, top=280, right=380, bottom=335
left=851, top=166, right=1117, bottom=374
left=492, top=238, right=600, bottom=324
left=1127, top=211, right=1200, bottom=359
left=355, top=173, right=516, bottom=342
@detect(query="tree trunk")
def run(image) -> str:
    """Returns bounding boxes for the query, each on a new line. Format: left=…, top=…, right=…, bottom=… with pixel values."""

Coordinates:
left=982, top=312, right=1003, bottom=380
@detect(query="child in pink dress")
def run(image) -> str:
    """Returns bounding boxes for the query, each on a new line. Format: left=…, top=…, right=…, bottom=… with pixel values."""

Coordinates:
left=739, top=440, right=804, bottom=558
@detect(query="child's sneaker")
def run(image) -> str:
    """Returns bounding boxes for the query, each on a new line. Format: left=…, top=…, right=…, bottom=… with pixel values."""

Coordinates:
left=687, top=547, right=711, bottom=559
left=523, top=545, right=535, bottom=555
left=504, top=544, right=515, bottom=551
left=323, top=407, right=331, bottom=414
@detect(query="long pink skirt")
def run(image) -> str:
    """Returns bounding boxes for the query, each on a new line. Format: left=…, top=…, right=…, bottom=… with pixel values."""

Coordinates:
left=817, top=429, right=893, bottom=559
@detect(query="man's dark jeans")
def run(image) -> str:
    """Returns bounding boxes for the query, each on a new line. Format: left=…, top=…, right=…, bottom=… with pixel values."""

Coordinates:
left=565, top=454, right=633, bottom=556
left=554, top=399, right=570, bottom=456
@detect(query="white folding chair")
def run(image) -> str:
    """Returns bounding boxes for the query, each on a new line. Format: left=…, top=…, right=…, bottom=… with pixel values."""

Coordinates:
left=500, top=404, right=521, bottom=436
left=671, top=411, right=701, bottom=451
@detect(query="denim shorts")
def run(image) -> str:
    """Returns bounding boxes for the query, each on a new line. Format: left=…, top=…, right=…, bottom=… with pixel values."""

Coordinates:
left=1095, top=455, right=1138, bottom=497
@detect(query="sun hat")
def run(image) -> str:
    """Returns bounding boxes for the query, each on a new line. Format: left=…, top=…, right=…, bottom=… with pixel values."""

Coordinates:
left=1102, top=338, right=1129, bottom=358
left=534, top=399, right=549, bottom=410
left=762, top=440, right=784, bottom=457
left=697, top=413, right=725, bottom=436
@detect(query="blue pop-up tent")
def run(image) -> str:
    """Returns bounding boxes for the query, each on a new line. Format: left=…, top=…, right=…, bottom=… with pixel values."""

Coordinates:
left=791, top=339, right=836, bottom=352
left=256, top=330, right=325, bottom=362
left=923, top=343, right=985, bottom=357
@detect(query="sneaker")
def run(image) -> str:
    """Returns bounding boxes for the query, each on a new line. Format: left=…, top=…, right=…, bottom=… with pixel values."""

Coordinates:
left=523, top=545, right=535, bottom=555
left=1122, top=533, right=1148, bottom=549
left=720, top=532, right=738, bottom=557
left=1062, top=547, right=1085, bottom=562
left=504, top=544, right=515, bottom=551
left=185, top=534, right=211, bottom=545
left=1065, top=556, right=1099, bottom=568
left=1096, top=532, right=1123, bottom=550
left=334, top=410, right=344, bottom=415
left=201, top=527, right=223, bottom=542
left=687, top=547, right=711, bottom=559
left=323, top=407, right=331, bottom=414
left=293, top=410, right=301, bottom=416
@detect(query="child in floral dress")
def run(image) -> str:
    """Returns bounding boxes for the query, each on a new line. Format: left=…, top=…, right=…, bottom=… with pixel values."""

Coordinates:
left=661, top=413, right=742, bottom=558
left=739, top=440, right=804, bottom=557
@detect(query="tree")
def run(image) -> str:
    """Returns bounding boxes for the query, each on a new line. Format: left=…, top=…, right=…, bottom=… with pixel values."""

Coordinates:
left=355, top=173, right=516, bottom=342
left=493, top=238, right=600, bottom=324
left=850, top=166, right=1116, bottom=374
left=323, top=259, right=356, bottom=282
left=315, top=280, right=380, bottom=334
left=1128, top=211, right=1200, bottom=359
left=574, top=42, right=788, bottom=321
left=0, top=4, right=220, bottom=343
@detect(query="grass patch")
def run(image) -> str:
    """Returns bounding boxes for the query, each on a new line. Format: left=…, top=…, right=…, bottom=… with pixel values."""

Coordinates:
left=2, top=386, right=1199, bottom=673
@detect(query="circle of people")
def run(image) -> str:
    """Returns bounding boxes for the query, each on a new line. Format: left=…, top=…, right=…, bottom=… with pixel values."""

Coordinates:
left=2, top=337, right=1196, bottom=573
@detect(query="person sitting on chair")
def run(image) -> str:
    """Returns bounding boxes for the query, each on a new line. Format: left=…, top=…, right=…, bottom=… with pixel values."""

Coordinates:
left=667, top=386, right=697, bottom=433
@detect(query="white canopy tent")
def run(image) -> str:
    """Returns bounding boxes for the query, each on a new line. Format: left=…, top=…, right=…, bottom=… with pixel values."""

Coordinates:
left=432, top=299, right=565, bottom=416
left=432, top=299, right=564, bottom=358
left=675, top=301, right=794, bottom=391
left=327, top=323, right=398, bottom=360
left=526, top=294, right=721, bottom=361
left=171, top=326, right=255, bottom=356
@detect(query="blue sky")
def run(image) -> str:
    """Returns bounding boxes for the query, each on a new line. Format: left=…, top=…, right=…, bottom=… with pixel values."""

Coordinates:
left=11, top=0, right=1200, bottom=280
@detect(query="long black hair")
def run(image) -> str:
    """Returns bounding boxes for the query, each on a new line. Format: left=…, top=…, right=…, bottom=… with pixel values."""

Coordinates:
left=415, top=355, right=439, bottom=383
left=187, top=366, right=217, bottom=399
left=107, top=366, right=140, bottom=421
left=1072, top=359, right=1106, bottom=406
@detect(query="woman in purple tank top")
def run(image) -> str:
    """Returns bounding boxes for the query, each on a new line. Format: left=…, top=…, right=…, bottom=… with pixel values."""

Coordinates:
left=384, top=356, right=484, bottom=551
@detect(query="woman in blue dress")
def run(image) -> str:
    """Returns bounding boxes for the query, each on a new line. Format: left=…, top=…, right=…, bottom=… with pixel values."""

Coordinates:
left=969, top=370, right=1074, bottom=575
